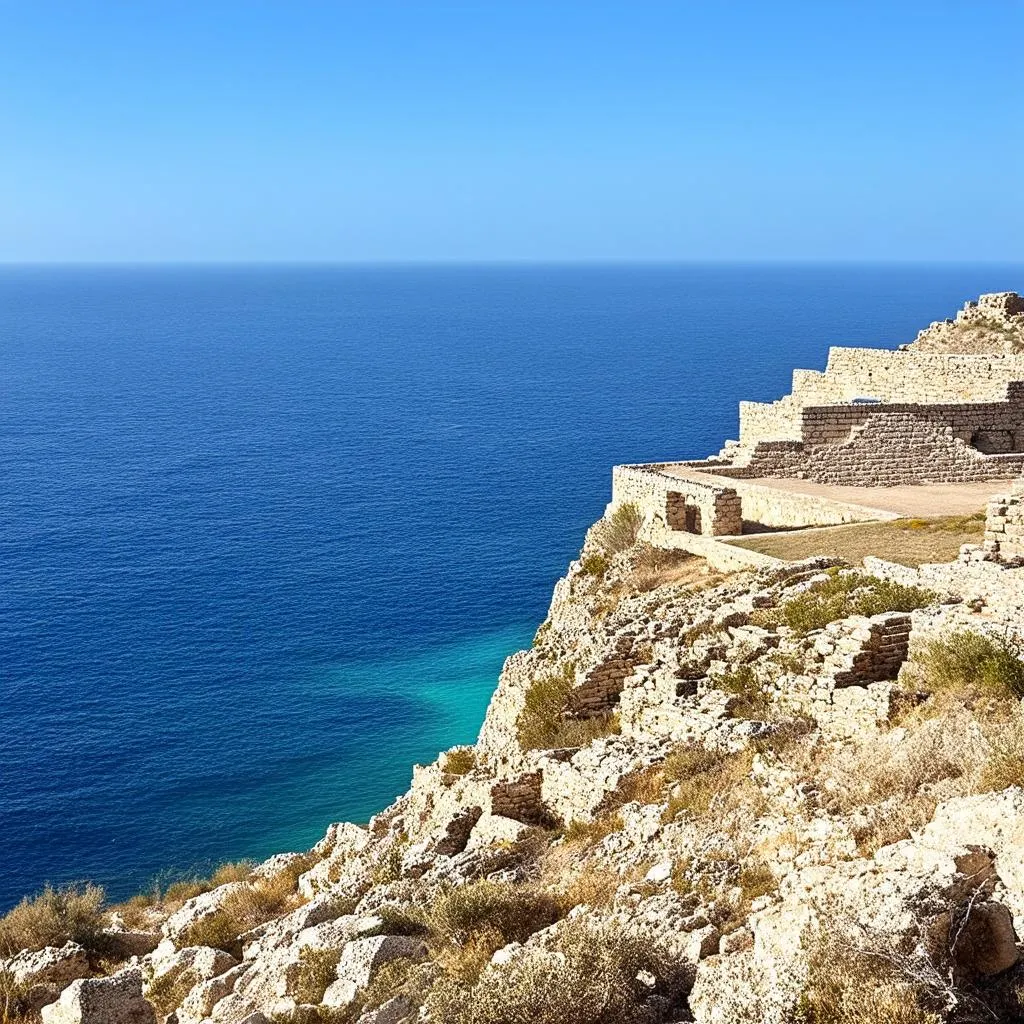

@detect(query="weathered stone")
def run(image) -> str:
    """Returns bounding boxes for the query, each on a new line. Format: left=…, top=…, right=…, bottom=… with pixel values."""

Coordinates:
left=41, top=968, right=155, bottom=1024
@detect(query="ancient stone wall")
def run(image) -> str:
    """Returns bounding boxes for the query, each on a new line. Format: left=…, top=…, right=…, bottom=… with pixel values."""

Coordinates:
left=719, top=386, right=1024, bottom=486
left=981, top=482, right=1024, bottom=566
left=739, top=347, right=1024, bottom=447
left=611, top=465, right=743, bottom=536
left=489, top=772, right=545, bottom=824
left=569, top=641, right=635, bottom=718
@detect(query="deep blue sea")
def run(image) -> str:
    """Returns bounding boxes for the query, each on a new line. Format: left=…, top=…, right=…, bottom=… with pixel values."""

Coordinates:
left=2, top=264, right=1021, bottom=910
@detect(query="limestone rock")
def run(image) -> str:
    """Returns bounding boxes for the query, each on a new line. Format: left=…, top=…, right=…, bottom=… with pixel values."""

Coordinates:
left=41, top=968, right=156, bottom=1024
left=322, top=937, right=426, bottom=1010
left=5, top=941, right=89, bottom=992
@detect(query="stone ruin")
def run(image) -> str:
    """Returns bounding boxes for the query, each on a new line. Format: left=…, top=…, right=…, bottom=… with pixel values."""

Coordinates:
left=612, top=292, right=1024, bottom=541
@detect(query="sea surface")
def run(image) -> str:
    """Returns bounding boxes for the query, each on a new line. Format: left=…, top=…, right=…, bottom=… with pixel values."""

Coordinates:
left=1, top=263, right=1021, bottom=910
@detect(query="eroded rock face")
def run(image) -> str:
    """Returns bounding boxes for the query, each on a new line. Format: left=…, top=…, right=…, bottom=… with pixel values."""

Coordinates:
left=40, top=968, right=155, bottom=1024
left=12, top=486, right=1024, bottom=1024
left=322, top=936, right=426, bottom=1010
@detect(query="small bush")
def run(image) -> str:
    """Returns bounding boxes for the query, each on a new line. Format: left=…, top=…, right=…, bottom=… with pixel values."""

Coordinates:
left=1, top=969, right=38, bottom=1024
left=443, top=748, right=477, bottom=776
left=290, top=946, right=342, bottom=1005
left=714, top=664, right=772, bottom=720
left=372, top=835, right=409, bottom=885
left=562, top=812, right=623, bottom=850
left=146, top=967, right=199, bottom=1017
left=516, top=665, right=620, bottom=751
left=918, top=631, right=1024, bottom=701
left=777, top=573, right=935, bottom=636
left=0, top=884, right=106, bottom=957
left=593, top=504, right=643, bottom=555
left=428, top=881, right=562, bottom=949
left=580, top=553, right=609, bottom=578
left=662, top=745, right=755, bottom=820
left=797, top=926, right=942, bottom=1024
left=426, top=919, right=688, bottom=1024
left=177, top=866, right=305, bottom=956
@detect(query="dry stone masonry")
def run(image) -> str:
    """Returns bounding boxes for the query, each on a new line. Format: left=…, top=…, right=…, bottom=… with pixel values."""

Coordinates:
left=612, top=292, right=1024, bottom=537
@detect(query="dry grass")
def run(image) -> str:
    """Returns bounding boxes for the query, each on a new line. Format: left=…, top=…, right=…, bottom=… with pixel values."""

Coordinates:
left=562, top=812, right=624, bottom=850
left=978, top=715, right=1024, bottom=793
left=516, top=664, right=621, bottom=751
left=817, top=719, right=969, bottom=817
left=629, top=544, right=701, bottom=592
left=662, top=745, right=758, bottom=821
left=425, top=919, right=688, bottom=1024
left=109, top=858, right=258, bottom=927
left=289, top=946, right=342, bottom=1005
left=146, top=966, right=201, bottom=1017
left=593, top=504, right=643, bottom=555
left=1, top=970, right=41, bottom=1024
left=730, top=514, right=985, bottom=567
left=177, top=865, right=306, bottom=956
left=0, top=884, right=106, bottom=958
left=797, top=925, right=943, bottom=1024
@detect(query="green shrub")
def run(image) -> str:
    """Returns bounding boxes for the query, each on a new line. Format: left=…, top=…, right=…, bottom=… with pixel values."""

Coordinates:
left=516, top=664, right=620, bottom=751
left=443, top=748, right=477, bottom=776
left=580, top=553, right=609, bottom=578
left=714, top=664, right=772, bottom=720
left=919, top=631, right=1024, bottom=700
left=0, top=883, right=106, bottom=957
left=428, top=881, right=561, bottom=948
left=777, top=572, right=934, bottom=636
left=593, top=504, right=643, bottom=555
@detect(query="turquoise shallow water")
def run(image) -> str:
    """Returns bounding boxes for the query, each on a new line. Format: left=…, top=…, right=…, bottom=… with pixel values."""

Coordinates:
left=2, top=263, right=1021, bottom=910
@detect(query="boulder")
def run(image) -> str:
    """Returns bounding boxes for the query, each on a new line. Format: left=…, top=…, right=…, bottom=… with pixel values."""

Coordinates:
left=41, top=968, right=156, bottom=1024
left=950, top=900, right=1019, bottom=977
left=149, top=943, right=238, bottom=984
left=6, top=941, right=90, bottom=991
left=321, top=937, right=426, bottom=1010
left=357, top=995, right=417, bottom=1023
left=101, top=928, right=161, bottom=958
left=174, top=964, right=245, bottom=1024
left=161, top=883, right=248, bottom=947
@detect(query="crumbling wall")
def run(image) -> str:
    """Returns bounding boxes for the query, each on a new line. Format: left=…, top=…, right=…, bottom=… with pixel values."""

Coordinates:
left=981, top=483, right=1024, bottom=566
left=739, top=345, right=1024, bottom=447
left=612, top=465, right=743, bottom=536
left=717, top=386, right=1024, bottom=486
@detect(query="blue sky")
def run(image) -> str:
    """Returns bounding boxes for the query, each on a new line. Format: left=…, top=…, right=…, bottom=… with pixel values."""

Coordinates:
left=1, top=1, right=1022, bottom=262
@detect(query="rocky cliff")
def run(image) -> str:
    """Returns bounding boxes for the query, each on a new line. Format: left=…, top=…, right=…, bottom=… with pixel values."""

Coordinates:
left=909, top=292, right=1024, bottom=354
left=4, top=500, right=1024, bottom=1024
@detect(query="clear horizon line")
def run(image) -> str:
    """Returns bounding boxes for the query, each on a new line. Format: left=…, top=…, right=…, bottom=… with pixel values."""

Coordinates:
left=1, top=257, right=1023, bottom=269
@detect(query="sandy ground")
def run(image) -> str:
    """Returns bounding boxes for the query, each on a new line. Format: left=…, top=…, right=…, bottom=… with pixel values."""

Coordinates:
left=738, top=477, right=1010, bottom=517
left=659, top=464, right=1011, bottom=517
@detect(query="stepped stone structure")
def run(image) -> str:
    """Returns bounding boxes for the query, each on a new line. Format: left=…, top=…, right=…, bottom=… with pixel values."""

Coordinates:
left=613, top=292, right=1024, bottom=541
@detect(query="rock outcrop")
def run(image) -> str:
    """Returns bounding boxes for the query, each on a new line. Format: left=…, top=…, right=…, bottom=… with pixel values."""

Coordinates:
left=4, top=297, right=1024, bottom=1024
